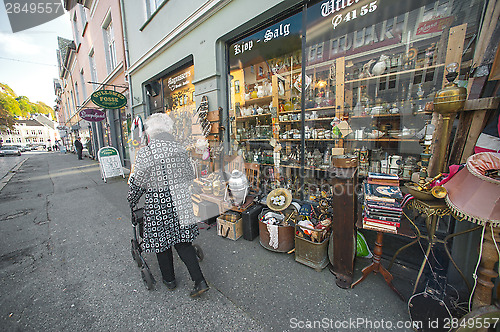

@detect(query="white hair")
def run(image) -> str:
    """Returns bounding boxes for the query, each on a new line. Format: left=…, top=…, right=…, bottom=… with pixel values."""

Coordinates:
left=144, top=113, right=174, bottom=137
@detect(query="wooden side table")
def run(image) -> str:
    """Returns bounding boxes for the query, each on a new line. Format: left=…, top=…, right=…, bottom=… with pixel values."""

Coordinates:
left=351, top=231, right=405, bottom=300
left=352, top=218, right=414, bottom=300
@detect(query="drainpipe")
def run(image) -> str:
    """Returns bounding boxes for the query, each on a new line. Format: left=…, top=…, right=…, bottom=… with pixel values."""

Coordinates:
left=119, top=0, right=133, bottom=117
left=119, top=0, right=134, bottom=168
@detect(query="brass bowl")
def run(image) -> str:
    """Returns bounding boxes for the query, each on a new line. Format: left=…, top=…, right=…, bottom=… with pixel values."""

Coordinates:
left=433, top=83, right=467, bottom=116
left=404, top=183, right=435, bottom=200
left=266, top=188, right=292, bottom=211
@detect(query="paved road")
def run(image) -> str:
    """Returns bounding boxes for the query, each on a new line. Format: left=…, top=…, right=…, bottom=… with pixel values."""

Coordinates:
left=0, top=153, right=415, bottom=331
left=0, top=153, right=27, bottom=180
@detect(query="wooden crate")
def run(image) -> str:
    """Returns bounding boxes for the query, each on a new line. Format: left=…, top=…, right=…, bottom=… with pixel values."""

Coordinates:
left=217, top=216, right=243, bottom=241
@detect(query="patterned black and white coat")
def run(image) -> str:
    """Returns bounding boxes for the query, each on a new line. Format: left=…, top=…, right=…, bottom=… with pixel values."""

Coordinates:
left=127, top=133, right=198, bottom=253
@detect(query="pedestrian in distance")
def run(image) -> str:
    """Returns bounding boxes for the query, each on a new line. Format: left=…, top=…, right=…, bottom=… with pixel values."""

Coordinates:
left=74, top=137, right=83, bottom=160
left=85, top=137, right=93, bottom=159
left=127, top=113, right=209, bottom=297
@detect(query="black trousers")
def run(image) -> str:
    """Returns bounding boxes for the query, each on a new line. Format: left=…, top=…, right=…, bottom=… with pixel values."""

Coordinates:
left=77, top=149, right=83, bottom=159
left=156, top=242, right=204, bottom=284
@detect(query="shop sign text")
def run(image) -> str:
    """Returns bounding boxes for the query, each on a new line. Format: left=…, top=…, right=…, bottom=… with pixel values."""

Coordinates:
left=90, top=90, right=127, bottom=109
left=79, top=108, right=105, bottom=122
left=264, top=23, right=290, bottom=42
left=321, top=0, right=362, bottom=17
left=233, top=23, right=292, bottom=56
left=416, top=16, right=454, bottom=35
left=321, top=0, right=379, bottom=30
left=167, top=70, right=191, bottom=92
left=332, top=1, right=377, bottom=29
left=234, top=40, right=253, bottom=56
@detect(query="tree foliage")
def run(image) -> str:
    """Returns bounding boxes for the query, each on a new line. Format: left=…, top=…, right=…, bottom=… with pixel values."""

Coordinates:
left=0, top=105, right=16, bottom=130
left=0, top=83, right=56, bottom=129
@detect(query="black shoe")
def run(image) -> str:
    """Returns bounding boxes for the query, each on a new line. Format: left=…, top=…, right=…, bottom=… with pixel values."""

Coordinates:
left=163, top=279, right=177, bottom=290
left=190, top=280, right=209, bottom=297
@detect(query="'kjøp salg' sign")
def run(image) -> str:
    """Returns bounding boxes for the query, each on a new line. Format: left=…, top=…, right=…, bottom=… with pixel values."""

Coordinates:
left=91, top=90, right=127, bottom=109
left=79, top=109, right=106, bottom=122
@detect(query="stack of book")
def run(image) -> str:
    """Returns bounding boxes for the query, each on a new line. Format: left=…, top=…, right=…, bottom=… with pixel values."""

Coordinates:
left=362, top=173, right=403, bottom=234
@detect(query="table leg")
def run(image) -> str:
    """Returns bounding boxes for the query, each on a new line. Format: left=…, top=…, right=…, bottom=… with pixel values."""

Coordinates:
left=388, top=238, right=419, bottom=271
left=413, top=239, right=432, bottom=295
left=352, top=232, right=404, bottom=300
left=378, top=262, right=404, bottom=301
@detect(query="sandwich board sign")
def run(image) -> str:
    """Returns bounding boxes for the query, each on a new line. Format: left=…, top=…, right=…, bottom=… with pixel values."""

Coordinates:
left=98, top=146, right=125, bottom=182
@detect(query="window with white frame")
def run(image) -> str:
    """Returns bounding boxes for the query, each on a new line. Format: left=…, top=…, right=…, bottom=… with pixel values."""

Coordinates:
left=89, top=49, right=98, bottom=90
left=38, top=130, right=43, bottom=135
left=145, top=0, right=164, bottom=18
left=102, top=16, right=117, bottom=73
left=80, top=69, right=87, bottom=100
left=79, top=4, right=87, bottom=30
left=31, top=130, right=36, bottom=135
left=70, top=91, right=76, bottom=114
left=75, top=82, right=80, bottom=106
left=72, top=13, right=80, bottom=45
left=17, top=138, right=22, bottom=143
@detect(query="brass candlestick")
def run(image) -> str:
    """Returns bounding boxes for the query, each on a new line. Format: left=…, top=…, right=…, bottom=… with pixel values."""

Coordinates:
left=432, top=63, right=467, bottom=174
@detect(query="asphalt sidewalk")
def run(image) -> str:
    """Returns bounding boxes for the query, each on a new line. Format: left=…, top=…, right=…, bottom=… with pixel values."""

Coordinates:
left=0, top=152, right=415, bottom=331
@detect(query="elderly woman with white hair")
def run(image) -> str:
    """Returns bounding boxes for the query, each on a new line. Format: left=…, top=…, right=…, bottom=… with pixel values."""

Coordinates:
left=127, top=113, right=209, bottom=297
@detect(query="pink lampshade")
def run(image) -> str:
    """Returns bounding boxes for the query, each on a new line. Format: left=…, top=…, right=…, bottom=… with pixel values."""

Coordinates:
left=443, top=152, right=500, bottom=226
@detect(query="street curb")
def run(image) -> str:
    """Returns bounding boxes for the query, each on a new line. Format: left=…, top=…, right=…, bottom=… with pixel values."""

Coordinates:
left=0, top=157, right=29, bottom=192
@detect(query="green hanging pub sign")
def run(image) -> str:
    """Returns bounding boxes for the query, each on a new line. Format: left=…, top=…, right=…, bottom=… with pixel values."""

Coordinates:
left=91, top=90, right=127, bottom=109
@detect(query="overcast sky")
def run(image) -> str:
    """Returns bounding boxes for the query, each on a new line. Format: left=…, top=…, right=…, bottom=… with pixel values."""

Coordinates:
left=0, top=2, right=72, bottom=107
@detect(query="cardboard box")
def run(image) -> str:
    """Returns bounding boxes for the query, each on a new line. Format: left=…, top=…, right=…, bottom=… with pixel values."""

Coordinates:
left=217, top=216, right=243, bottom=241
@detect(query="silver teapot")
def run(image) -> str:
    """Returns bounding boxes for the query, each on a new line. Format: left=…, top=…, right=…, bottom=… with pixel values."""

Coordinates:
left=226, top=169, right=248, bottom=206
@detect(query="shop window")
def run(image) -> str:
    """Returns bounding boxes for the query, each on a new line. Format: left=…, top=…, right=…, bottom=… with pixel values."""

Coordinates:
left=224, top=0, right=483, bottom=201
left=161, top=65, right=197, bottom=144
left=302, top=0, right=483, bottom=197
left=228, top=11, right=303, bottom=196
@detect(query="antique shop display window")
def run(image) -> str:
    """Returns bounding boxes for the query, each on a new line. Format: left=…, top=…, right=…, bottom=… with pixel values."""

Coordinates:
left=302, top=0, right=483, bottom=187
left=228, top=0, right=483, bottom=199
left=145, top=64, right=199, bottom=145
left=161, top=65, right=200, bottom=145
left=228, top=12, right=303, bottom=195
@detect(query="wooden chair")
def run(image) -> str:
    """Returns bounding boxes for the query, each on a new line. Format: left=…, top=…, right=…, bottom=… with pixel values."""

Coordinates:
left=244, top=162, right=260, bottom=192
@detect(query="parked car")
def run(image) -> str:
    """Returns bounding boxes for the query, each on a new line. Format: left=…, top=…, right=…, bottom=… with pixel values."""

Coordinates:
left=0, top=145, right=22, bottom=156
